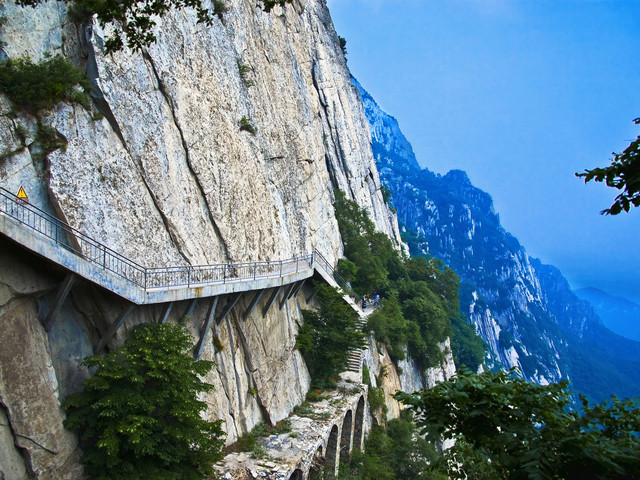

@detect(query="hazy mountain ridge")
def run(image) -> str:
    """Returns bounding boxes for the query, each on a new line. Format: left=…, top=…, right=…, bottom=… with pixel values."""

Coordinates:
left=575, top=287, right=640, bottom=341
left=354, top=78, right=640, bottom=401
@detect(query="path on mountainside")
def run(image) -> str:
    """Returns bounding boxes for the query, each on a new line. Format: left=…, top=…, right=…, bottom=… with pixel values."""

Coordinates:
left=0, top=187, right=355, bottom=305
left=344, top=302, right=379, bottom=373
left=1, top=187, right=370, bottom=371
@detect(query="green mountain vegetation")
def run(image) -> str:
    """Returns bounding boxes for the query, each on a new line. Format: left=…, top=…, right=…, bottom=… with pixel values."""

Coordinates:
left=315, top=369, right=640, bottom=480
left=333, top=189, right=485, bottom=371
left=355, top=76, right=640, bottom=403
left=314, top=412, right=444, bottom=480
left=296, top=282, right=367, bottom=387
left=397, top=368, right=640, bottom=480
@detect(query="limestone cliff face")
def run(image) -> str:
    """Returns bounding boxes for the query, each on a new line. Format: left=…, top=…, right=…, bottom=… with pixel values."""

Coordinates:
left=362, top=337, right=455, bottom=423
left=0, top=1, right=403, bottom=477
left=1, top=0, right=399, bottom=265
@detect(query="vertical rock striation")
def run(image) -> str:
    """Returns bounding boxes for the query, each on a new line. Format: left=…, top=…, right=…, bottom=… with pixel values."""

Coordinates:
left=0, top=0, right=405, bottom=476
left=1, top=0, right=400, bottom=266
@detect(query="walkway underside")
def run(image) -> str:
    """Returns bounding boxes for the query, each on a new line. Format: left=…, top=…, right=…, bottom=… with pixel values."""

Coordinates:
left=1, top=188, right=371, bottom=480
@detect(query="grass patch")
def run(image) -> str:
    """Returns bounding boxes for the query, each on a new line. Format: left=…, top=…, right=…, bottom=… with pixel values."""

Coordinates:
left=239, top=116, right=256, bottom=135
left=368, top=386, right=386, bottom=414
left=237, top=419, right=292, bottom=452
left=306, top=389, right=328, bottom=403
left=237, top=58, right=255, bottom=87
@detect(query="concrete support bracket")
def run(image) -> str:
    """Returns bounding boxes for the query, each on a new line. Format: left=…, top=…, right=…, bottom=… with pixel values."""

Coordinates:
left=243, top=290, right=264, bottom=321
left=95, top=304, right=136, bottom=353
left=262, top=286, right=282, bottom=318
left=158, top=302, right=174, bottom=323
left=215, top=293, right=242, bottom=325
left=43, top=273, right=76, bottom=332
left=279, top=282, right=297, bottom=310
left=289, top=279, right=305, bottom=300
left=194, top=297, right=218, bottom=360
left=182, top=298, right=199, bottom=321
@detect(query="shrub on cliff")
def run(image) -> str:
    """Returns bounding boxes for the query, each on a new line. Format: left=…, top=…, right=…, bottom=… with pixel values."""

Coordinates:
left=365, top=296, right=406, bottom=361
left=0, top=55, right=91, bottom=113
left=63, top=322, right=225, bottom=480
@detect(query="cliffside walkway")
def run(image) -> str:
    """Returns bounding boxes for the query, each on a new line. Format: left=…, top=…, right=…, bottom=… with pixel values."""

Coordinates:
left=0, top=187, right=366, bottom=365
left=0, top=187, right=357, bottom=304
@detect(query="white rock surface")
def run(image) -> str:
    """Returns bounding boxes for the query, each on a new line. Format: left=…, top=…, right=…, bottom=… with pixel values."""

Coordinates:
left=362, top=336, right=456, bottom=423
left=0, top=0, right=407, bottom=476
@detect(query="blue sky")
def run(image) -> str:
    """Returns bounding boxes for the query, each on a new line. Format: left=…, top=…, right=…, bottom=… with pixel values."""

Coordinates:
left=328, top=0, right=640, bottom=303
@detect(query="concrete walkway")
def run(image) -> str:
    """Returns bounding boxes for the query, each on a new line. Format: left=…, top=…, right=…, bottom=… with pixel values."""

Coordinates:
left=1, top=187, right=371, bottom=374
left=0, top=188, right=328, bottom=305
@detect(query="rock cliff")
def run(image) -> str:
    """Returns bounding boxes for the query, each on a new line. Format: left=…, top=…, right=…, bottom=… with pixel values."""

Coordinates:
left=355, top=78, right=640, bottom=402
left=0, top=1, right=408, bottom=477
left=1, top=0, right=400, bottom=265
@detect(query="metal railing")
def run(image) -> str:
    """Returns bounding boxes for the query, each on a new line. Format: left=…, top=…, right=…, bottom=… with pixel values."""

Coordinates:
left=312, top=249, right=361, bottom=305
left=0, top=188, right=147, bottom=287
left=144, top=255, right=313, bottom=289
left=0, top=187, right=319, bottom=293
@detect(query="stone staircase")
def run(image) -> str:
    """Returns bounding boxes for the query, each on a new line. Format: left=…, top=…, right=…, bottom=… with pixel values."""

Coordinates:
left=346, top=315, right=369, bottom=373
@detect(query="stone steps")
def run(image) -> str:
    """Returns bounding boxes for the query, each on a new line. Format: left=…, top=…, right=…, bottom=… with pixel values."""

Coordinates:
left=344, top=314, right=368, bottom=373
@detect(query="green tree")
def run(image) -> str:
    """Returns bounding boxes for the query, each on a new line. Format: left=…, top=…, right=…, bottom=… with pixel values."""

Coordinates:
left=396, top=368, right=640, bottom=480
left=336, top=258, right=358, bottom=283
left=63, top=322, right=225, bottom=480
left=16, top=0, right=292, bottom=53
left=333, top=188, right=391, bottom=295
left=449, top=312, right=485, bottom=371
left=338, top=35, right=347, bottom=57
left=366, top=295, right=406, bottom=361
left=296, top=283, right=366, bottom=387
left=576, top=117, right=640, bottom=215
left=401, top=290, right=450, bottom=363
left=336, top=413, right=443, bottom=480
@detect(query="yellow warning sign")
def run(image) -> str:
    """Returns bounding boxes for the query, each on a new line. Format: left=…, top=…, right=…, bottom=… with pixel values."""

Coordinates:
left=17, top=186, right=29, bottom=204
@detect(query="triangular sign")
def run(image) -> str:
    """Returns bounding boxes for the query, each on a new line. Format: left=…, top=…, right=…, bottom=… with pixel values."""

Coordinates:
left=17, top=186, right=28, bottom=199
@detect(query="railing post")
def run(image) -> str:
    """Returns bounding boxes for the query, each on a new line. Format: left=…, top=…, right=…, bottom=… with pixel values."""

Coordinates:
left=103, top=245, right=107, bottom=268
left=296, top=257, right=299, bottom=272
left=224, top=265, right=227, bottom=284
left=280, top=260, right=283, bottom=277
left=254, top=262, right=257, bottom=280
left=187, top=266, right=191, bottom=287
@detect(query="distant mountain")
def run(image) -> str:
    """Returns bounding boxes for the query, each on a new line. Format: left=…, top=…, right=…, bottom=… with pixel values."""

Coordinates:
left=354, top=77, right=640, bottom=402
left=575, top=287, right=640, bottom=341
